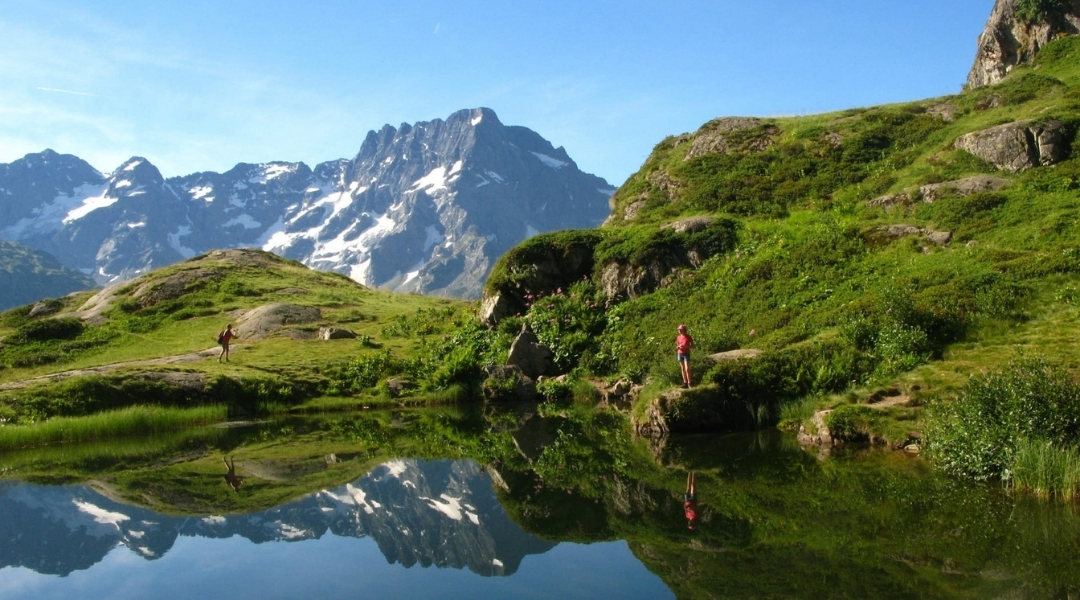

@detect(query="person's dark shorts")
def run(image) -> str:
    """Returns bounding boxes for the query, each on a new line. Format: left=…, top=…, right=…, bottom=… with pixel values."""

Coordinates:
left=677, top=352, right=690, bottom=363
left=685, top=493, right=696, bottom=502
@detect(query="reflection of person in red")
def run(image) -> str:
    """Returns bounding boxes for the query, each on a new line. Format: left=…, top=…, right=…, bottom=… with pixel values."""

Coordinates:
left=684, top=471, right=698, bottom=530
left=223, top=456, right=243, bottom=492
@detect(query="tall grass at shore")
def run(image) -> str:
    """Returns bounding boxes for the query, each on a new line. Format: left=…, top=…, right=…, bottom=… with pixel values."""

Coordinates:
left=1010, top=438, right=1080, bottom=501
left=0, top=405, right=227, bottom=450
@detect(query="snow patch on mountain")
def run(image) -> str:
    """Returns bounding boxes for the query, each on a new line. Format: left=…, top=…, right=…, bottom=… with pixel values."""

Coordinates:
left=531, top=152, right=567, bottom=169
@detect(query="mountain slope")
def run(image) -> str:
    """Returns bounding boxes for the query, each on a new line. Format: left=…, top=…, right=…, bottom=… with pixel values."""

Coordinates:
left=0, top=108, right=613, bottom=298
left=478, top=34, right=1080, bottom=439
left=0, top=240, right=95, bottom=310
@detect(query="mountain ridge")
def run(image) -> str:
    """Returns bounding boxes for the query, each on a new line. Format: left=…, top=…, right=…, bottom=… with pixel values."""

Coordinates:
left=0, top=108, right=613, bottom=299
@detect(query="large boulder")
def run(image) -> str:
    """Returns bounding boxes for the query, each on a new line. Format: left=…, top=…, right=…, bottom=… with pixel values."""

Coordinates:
left=919, top=175, right=1012, bottom=203
left=967, top=0, right=1080, bottom=89
left=954, top=120, right=1068, bottom=172
left=506, top=324, right=554, bottom=379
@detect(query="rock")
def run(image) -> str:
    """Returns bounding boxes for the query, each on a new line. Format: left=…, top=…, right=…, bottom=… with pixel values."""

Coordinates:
left=506, top=324, right=554, bottom=379
left=919, top=175, right=1012, bottom=203
left=867, top=193, right=910, bottom=210
left=623, top=200, right=646, bottom=221
left=234, top=303, right=322, bottom=340
left=864, top=224, right=952, bottom=247
left=954, top=120, right=1067, bottom=172
left=682, top=116, right=768, bottom=159
left=480, top=236, right=597, bottom=326
left=926, top=102, right=959, bottom=122
left=319, top=327, right=357, bottom=340
left=27, top=301, right=59, bottom=318
left=385, top=377, right=414, bottom=398
left=926, top=231, right=953, bottom=247
left=662, top=215, right=715, bottom=234
left=967, top=0, right=1080, bottom=89
left=709, top=349, right=763, bottom=362
left=482, top=364, right=538, bottom=402
left=797, top=410, right=834, bottom=448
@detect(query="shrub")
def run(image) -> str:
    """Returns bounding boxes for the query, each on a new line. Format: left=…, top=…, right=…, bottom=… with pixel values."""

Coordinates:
left=8, top=318, right=84, bottom=344
left=927, top=356, right=1080, bottom=483
left=825, top=404, right=880, bottom=442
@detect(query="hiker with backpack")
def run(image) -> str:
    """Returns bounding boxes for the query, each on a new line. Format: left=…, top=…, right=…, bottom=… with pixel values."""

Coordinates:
left=218, top=324, right=237, bottom=362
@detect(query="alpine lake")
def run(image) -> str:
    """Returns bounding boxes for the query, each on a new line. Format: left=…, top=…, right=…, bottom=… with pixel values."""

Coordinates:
left=1, top=403, right=1078, bottom=600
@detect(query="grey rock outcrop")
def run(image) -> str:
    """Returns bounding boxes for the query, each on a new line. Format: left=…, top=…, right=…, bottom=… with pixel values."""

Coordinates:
left=863, top=225, right=952, bottom=247
left=954, top=120, right=1068, bottom=172
left=684, top=117, right=777, bottom=160
left=919, top=175, right=1012, bottom=202
left=505, top=325, right=554, bottom=379
left=319, top=327, right=356, bottom=340
left=967, top=0, right=1080, bottom=89
left=235, top=303, right=322, bottom=340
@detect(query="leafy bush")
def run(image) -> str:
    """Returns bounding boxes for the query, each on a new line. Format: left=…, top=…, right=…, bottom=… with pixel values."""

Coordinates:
left=927, top=356, right=1080, bottom=483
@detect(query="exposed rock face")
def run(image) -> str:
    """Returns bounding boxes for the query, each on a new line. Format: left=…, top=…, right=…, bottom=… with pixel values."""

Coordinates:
left=0, top=109, right=614, bottom=299
left=482, top=364, right=538, bottom=402
left=954, top=120, right=1068, bottom=172
left=709, top=349, right=763, bottom=362
left=919, top=175, right=1012, bottom=202
left=867, top=192, right=911, bottom=210
left=505, top=325, right=554, bottom=379
left=318, top=327, right=356, bottom=340
left=967, top=0, right=1080, bottom=89
left=234, top=303, right=322, bottom=340
left=684, top=117, right=777, bottom=160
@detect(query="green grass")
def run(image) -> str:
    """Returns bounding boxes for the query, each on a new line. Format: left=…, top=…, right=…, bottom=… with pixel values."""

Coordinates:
left=1011, top=438, right=1080, bottom=500
left=0, top=404, right=227, bottom=450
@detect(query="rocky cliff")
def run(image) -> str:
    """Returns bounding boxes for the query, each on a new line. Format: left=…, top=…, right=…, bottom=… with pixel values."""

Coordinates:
left=968, top=0, right=1080, bottom=88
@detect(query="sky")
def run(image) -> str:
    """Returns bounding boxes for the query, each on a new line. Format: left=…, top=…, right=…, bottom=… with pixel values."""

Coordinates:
left=0, top=0, right=994, bottom=187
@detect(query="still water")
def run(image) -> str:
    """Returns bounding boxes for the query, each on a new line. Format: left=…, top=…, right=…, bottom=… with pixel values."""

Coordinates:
left=0, top=409, right=1078, bottom=599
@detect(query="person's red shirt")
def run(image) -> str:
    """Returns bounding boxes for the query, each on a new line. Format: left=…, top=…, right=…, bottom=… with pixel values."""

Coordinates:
left=676, top=334, right=693, bottom=354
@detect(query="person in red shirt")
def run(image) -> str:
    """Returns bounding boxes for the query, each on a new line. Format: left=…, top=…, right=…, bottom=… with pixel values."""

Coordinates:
left=218, top=324, right=237, bottom=363
left=676, top=324, right=693, bottom=389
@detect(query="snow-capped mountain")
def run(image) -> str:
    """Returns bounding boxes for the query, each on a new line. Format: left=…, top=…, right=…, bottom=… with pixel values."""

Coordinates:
left=0, top=459, right=554, bottom=577
left=0, top=108, right=615, bottom=298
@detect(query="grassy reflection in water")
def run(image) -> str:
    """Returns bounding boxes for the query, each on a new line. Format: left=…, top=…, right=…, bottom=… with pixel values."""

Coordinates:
left=0, top=404, right=227, bottom=451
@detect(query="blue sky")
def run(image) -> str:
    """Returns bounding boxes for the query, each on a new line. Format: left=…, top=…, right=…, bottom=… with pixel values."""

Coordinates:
left=0, top=0, right=993, bottom=186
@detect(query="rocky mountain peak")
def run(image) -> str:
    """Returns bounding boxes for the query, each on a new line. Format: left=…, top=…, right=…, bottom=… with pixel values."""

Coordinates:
left=0, top=109, right=613, bottom=297
left=967, top=0, right=1080, bottom=89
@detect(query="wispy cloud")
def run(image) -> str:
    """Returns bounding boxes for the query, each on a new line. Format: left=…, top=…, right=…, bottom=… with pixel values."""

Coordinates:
left=36, top=87, right=96, bottom=97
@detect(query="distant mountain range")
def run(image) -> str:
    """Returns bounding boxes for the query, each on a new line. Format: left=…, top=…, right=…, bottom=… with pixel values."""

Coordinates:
left=0, top=459, right=554, bottom=577
left=0, top=108, right=614, bottom=299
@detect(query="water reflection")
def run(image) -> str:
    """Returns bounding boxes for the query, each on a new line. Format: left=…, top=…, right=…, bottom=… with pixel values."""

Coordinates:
left=0, top=459, right=553, bottom=577
left=1, top=409, right=1079, bottom=599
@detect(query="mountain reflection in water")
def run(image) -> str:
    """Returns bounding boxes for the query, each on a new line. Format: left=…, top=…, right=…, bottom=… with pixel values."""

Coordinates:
left=0, top=459, right=554, bottom=578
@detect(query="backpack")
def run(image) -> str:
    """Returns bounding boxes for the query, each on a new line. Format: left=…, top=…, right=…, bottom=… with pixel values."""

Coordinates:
left=217, top=331, right=226, bottom=344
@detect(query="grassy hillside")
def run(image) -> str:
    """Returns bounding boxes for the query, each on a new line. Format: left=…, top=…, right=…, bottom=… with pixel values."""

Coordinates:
left=478, top=37, right=1080, bottom=494
left=0, top=249, right=484, bottom=440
